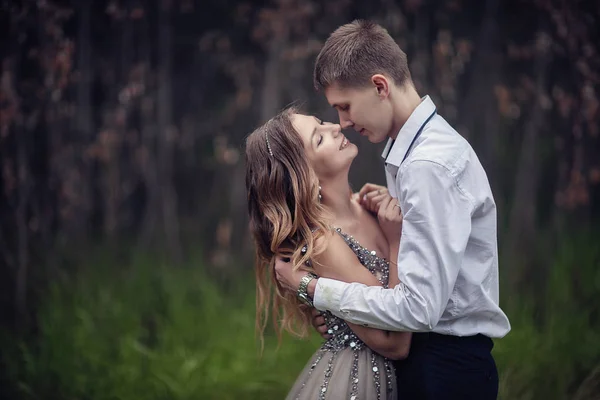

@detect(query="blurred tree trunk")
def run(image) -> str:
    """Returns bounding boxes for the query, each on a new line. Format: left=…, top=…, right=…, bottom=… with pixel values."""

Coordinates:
left=216, top=18, right=290, bottom=265
left=229, top=152, right=249, bottom=258
left=3, top=9, right=32, bottom=330
left=34, top=3, right=60, bottom=282
left=102, top=5, right=130, bottom=238
left=16, top=98, right=30, bottom=332
left=74, top=0, right=93, bottom=239
left=506, top=30, right=551, bottom=288
left=478, top=0, right=501, bottom=188
left=138, top=5, right=159, bottom=252
left=260, top=37, right=285, bottom=121
left=157, top=0, right=182, bottom=263
left=410, top=2, right=433, bottom=96
left=459, top=0, right=501, bottom=183
left=5, top=57, right=31, bottom=331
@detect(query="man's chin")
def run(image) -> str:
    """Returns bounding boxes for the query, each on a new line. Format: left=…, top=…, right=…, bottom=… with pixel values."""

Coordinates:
left=367, top=134, right=387, bottom=144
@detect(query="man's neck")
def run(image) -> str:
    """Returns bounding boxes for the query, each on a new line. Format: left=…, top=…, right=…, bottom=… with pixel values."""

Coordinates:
left=389, top=84, right=422, bottom=140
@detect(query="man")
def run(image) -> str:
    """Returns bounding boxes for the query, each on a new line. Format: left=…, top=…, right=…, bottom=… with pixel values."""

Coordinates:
left=275, top=20, right=510, bottom=399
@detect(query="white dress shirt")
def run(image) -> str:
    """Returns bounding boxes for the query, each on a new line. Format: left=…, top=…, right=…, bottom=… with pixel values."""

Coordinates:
left=314, top=96, right=511, bottom=338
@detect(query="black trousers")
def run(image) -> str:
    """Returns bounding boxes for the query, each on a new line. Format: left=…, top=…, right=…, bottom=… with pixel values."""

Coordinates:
left=394, top=332, right=498, bottom=400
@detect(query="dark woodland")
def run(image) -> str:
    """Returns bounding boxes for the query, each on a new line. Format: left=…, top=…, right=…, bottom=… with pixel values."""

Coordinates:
left=1, top=0, right=599, bottom=398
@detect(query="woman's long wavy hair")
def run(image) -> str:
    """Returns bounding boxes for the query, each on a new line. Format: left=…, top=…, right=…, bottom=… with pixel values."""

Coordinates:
left=245, top=107, right=331, bottom=349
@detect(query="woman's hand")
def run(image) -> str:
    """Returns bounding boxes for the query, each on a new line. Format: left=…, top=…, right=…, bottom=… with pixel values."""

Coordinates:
left=274, top=256, right=309, bottom=293
left=357, top=183, right=389, bottom=214
left=377, top=194, right=403, bottom=248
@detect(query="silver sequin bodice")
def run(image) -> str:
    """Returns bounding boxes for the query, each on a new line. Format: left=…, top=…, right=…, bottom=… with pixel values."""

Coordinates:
left=321, top=228, right=390, bottom=353
left=293, top=228, right=395, bottom=400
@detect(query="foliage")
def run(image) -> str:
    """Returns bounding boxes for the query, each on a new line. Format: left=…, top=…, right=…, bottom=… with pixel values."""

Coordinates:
left=2, top=232, right=600, bottom=400
left=495, top=232, right=600, bottom=399
left=2, top=253, right=322, bottom=400
left=1, top=1, right=599, bottom=399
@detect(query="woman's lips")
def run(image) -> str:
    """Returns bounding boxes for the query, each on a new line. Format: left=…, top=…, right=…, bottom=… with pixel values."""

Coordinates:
left=340, top=136, right=349, bottom=149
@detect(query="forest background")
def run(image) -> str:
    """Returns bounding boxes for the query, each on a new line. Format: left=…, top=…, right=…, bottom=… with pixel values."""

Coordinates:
left=1, top=0, right=599, bottom=399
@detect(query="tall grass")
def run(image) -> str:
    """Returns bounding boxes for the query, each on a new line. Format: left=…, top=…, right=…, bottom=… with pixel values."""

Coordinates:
left=2, top=234, right=600, bottom=399
left=3, top=254, right=321, bottom=400
left=494, top=233, right=600, bottom=400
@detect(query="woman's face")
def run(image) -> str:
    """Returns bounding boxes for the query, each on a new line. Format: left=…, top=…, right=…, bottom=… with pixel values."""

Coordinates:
left=291, top=113, right=358, bottom=180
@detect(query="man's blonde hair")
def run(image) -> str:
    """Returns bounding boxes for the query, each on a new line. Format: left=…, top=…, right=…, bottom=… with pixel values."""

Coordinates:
left=313, top=20, right=412, bottom=91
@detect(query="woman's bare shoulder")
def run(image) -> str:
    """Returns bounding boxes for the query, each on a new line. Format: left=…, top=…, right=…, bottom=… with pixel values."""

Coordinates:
left=311, top=228, right=380, bottom=285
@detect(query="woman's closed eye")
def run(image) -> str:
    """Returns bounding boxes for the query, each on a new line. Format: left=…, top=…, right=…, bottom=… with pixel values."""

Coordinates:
left=317, top=135, right=323, bottom=146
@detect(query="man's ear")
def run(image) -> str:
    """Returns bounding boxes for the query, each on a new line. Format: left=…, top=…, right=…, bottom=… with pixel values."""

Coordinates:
left=371, top=74, right=390, bottom=98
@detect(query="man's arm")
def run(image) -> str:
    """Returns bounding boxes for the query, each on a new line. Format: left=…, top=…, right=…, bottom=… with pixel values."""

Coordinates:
left=279, top=160, right=474, bottom=332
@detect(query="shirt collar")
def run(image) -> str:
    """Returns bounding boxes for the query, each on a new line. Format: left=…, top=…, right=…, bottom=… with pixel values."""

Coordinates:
left=381, top=95, right=436, bottom=167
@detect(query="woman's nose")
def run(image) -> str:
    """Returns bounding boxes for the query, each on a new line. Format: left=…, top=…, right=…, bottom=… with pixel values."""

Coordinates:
left=331, top=124, right=341, bottom=137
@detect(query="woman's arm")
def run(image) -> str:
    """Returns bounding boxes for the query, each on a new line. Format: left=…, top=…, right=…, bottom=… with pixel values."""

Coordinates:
left=312, top=232, right=411, bottom=360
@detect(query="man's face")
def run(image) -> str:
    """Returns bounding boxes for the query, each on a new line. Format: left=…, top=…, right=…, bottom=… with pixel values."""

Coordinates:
left=324, top=82, right=394, bottom=144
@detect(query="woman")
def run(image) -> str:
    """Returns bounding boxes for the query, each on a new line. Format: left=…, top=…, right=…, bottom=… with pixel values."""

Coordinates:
left=245, top=107, right=411, bottom=399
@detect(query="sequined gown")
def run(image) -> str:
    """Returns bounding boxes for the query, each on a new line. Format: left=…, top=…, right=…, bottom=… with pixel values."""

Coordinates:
left=286, top=228, right=397, bottom=400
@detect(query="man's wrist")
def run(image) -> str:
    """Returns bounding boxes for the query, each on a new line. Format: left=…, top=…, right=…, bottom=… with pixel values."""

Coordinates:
left=307, top=278, right=317, bottom=298
left=297, top=273, right=317, bottom=307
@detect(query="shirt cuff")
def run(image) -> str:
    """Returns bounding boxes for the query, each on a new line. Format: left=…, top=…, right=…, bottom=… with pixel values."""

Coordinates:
left=313, top=277, right=348, bottom=312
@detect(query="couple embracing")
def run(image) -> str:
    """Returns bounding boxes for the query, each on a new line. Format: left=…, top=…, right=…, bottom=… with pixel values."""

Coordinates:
left=245, top=20, right=510, bottom=400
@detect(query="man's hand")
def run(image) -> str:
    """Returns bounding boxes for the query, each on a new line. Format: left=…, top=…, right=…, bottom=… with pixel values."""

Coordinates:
left=358, top=183, right=389, bottom=214
left=311, top=308, right=331, bottom=339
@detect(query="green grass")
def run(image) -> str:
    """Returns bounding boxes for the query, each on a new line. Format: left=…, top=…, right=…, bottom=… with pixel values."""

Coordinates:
left=2, top=234, right=600, bottom=399
left=3, top=254, right=321, bottom=400
left=494, top=233, right=600, bottom=400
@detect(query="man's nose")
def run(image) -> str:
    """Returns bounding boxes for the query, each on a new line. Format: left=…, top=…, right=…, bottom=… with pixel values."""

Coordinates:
left=338, top=112, right=353, bottom=129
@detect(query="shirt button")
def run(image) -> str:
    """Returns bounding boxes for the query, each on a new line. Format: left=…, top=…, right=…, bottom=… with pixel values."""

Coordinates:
left=363, top=323, right=369, bottom=327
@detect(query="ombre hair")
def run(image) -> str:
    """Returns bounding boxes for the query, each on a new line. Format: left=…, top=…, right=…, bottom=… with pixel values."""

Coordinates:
left=245, top=107, right=332, bottom=347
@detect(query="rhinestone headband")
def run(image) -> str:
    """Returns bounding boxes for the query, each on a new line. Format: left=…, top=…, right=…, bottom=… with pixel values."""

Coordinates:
left=265, top=132, right=274, bottom=156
